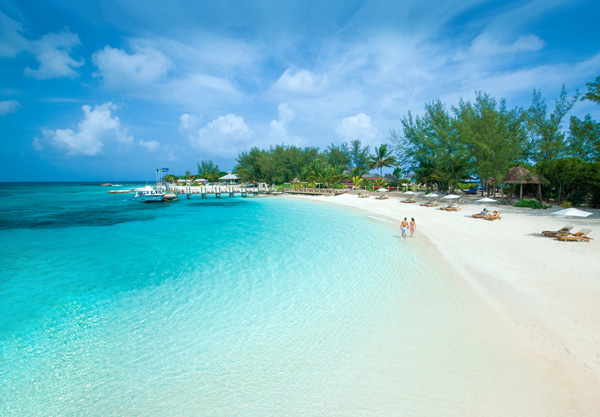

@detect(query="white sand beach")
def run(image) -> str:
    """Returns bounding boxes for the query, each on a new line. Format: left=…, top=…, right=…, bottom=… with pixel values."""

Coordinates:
left=288, top=192, right=600, bottom=415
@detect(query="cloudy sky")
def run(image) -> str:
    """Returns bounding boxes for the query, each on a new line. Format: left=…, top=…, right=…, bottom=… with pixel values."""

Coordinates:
left=1, top=0, right=599, bottom=181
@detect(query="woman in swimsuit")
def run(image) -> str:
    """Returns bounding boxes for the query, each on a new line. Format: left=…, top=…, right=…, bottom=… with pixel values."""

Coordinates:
left=409, top=218, right=416, bottom=238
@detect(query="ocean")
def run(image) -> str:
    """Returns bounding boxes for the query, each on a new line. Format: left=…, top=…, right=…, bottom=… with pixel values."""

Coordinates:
left=0, top=183, right=574, bottom=416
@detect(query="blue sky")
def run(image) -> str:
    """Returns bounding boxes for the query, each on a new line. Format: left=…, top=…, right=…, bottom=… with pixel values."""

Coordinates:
left=1, top=0, right=599, bottom=181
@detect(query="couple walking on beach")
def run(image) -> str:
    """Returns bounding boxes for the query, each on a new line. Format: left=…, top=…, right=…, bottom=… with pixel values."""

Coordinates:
left=401, top=217, right=416, bottom=239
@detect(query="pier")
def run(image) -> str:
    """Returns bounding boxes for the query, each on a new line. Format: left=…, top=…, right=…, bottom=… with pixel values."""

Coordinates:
left=165, top=183, right=271, bottom=199
left=283, top=187, right=346, bottom=196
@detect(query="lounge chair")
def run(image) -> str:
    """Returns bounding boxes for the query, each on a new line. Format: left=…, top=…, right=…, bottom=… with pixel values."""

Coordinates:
left=401, top=197, right=416, bottom=203
left=472, top=212, right=488, bottom=218
left=555, top=228, right=593, bottom=242
left=420, top=200, right=438, bottom=207
left=440, top=203, right=461, bottom=211
left=541, top=225, right=573, bottom=237
left=483, top=211, right=501, bottom=221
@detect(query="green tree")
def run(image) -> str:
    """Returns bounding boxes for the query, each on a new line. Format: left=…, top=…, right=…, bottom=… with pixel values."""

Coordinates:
left=351, top=175, right=364, bottom=189
left=349, top=139, right=370, bottom=172
left=235, top=147, right=267, bottom=182
left=569, top=74, right=600, bottom=163
left=537, top=158, right=587, bottom=204
left=323, top=165, right=349, bottom=187
left=525, top=85, right=579, bottom=164
left=302, top=159, right=325, bottom=185
left=375, top=177, right=387, bottom=188
left=455, top=92, right=527, bottom=197
left=569, top=114, right=600, bottom=162
left=197, top=161, right=220, bottom=182
left=324, top=143, right=351, bottom=168
left=582, top=75, right=600, bottom=104
left=392, top=100, right=471, bottom=192
left=368, top=144, right=398, bottom=177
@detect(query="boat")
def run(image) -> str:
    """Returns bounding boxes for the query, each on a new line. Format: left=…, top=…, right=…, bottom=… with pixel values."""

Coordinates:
left=134, top=185, right=165, bottom=202
left=164, top=192, right=178, bottom=201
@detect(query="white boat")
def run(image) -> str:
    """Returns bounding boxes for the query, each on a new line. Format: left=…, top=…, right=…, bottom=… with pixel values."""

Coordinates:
left=134, top=185, right=165, bottom=202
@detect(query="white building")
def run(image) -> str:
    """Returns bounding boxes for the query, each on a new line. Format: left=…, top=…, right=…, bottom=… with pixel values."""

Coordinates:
left=219, top=172, right=239, bottom=184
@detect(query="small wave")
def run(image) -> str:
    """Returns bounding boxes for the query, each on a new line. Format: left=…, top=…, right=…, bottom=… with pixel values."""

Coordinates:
left=368, top=215, right=395, bottom=224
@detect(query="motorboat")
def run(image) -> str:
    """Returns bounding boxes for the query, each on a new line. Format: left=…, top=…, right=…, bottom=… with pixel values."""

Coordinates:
left=134, top=185, right=165, bottom=202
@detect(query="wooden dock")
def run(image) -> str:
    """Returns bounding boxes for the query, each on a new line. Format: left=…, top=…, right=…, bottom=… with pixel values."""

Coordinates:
left=166, top=184, right=269, bottom=199
left=283, top=187, right=346, bottom=196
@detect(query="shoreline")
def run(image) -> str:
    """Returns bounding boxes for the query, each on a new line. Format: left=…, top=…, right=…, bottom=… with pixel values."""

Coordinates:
left=286, top=192, right=600, bottom=415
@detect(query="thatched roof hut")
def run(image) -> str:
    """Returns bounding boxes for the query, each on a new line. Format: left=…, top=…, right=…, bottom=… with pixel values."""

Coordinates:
left=502, top=166, right=541, bottom=185
left=493, top=166, right=541, bottom=200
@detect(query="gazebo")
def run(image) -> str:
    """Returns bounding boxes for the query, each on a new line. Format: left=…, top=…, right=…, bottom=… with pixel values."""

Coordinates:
left=219, top=172, right=239, bottom=184
left=502, top=166, right=542, bottom=200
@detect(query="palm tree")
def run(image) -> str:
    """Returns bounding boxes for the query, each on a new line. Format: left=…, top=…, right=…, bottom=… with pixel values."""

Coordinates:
left=351, top=175, right=364, bottom=190
left=324, top=165, right=349, bottom=188
left=375, top=177, right=387, bottom=189
left=305, top=159, right=325, bottom=185
left=393, top=167, right=403, bottom=179
left=369, top=144, right=398, bottom=177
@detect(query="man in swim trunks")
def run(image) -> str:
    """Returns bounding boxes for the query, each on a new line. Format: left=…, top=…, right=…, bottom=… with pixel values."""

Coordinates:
left=401, top=217, right=408, bottom=239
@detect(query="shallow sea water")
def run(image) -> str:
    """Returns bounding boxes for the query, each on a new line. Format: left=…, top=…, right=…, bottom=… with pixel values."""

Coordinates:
left=0, top=184, right=574, bottom=416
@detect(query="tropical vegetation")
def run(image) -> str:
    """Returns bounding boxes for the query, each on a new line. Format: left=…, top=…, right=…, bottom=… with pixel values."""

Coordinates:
left=167, top=74, right=600, bottom=207
left=390, top=74, right=600, bottom=206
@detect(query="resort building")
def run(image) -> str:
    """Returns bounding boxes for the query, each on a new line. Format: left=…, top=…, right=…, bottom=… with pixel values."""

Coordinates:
left=219, top=172, right=239, bottom=184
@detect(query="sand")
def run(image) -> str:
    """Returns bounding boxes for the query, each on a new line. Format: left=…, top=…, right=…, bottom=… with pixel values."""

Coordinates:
left=287, top=191, right=600, bottom=415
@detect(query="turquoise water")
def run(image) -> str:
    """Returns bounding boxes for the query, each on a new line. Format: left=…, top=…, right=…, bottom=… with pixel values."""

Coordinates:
left=0, top=184, right=410, bottom=415
left=0, top=184, right=575, bottom=416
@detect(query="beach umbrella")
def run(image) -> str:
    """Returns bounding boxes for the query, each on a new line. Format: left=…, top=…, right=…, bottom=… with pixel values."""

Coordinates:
left=403, top=191, right=416, bottom=194
left=550, top=208, right=592, bottom=217
left=443, top=194, right=460, bottom=199
left=476, top=197, right=497, bottom=203
left=377, top=188, right=388, bottom=192
left=424, top=193, right=439, bottom=198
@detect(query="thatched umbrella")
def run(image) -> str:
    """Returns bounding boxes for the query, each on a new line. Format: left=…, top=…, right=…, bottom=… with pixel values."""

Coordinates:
left=502, top=166, right=541, bottom=200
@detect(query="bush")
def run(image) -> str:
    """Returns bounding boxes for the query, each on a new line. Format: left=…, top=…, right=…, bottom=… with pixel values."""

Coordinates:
left=514, top=198, right=551, bottom=209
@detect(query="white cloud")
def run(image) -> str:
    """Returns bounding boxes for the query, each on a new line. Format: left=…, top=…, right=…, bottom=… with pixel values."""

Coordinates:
left=91, top=41, right=242, bottom=108
left=455, top=33, right=545, bottom=61
left=0, top=100, right=20, bottom=115
left=32, top=137, right=43, bottom=151
left=139, top=139, right=159, bottom=152
left=179, top=113, right=253, bottom=157
left=0, top=12, right=29, bottom=57
left=92, top=45, right=172, bottom=89
left=336, top=113, right=378, bottom=143
left=24, top=29, right=83, bottom=79
left=267, top=103, right=304, bottom=145
left=271, top=68, right=328, bottom=96
left=166, top=73, right=240, bottom=105
left=41, top=102, right=133, bottom=156
left=1, top=13, right=82, bottom=79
